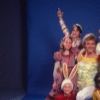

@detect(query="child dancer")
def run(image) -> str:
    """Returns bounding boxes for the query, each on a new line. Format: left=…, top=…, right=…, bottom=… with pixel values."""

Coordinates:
left=57, top=8, right=82, bottom=50
left=46, top=36, right=78, bottom=100
left=92, top=72, right=100, bottom=100
left=54, top=63, right=77, bottom=100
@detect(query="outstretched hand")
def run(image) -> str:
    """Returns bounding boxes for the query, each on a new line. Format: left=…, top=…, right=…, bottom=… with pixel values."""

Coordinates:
left=57, top=8, right=63, bottom=18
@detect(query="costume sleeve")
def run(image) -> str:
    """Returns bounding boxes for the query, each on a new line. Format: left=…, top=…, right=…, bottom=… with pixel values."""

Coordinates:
left=72, top=39, right=82, bottom=48
left=59, top=19, right=70, bottom=37
left=92, top=91, right=98, bottom=100
left=53, top=52, right=62, bottom=61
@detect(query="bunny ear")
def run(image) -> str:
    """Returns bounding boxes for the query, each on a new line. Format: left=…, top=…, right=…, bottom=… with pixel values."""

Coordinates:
left=69, top=64, right=78, bottom=80
left=63, top=63, right=68, bottom=79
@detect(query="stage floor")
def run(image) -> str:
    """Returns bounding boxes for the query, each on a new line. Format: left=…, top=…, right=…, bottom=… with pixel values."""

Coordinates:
left=0, top=89, right=25, bottom=100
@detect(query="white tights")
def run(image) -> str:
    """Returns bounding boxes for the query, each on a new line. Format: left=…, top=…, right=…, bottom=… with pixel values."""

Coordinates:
left=76, top=86, right=95, bottom=100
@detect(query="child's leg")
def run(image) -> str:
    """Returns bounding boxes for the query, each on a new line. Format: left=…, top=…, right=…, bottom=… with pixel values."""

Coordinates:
left=76, top=86, right=95, bottom=100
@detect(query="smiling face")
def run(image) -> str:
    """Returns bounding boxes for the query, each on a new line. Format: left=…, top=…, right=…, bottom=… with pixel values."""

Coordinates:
left=83, top=34, right=98, bottom=54
left=84, top=40, right=96, bottom=53
left=71, top=26, right=81, bottom=39
left=63, top=83, right=72, bottom=94
left=63, top=37, right=72, bottom=50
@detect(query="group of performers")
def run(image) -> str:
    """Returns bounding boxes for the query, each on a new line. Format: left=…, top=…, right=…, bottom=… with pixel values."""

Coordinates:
left=46, top=8, right=100, bottom=100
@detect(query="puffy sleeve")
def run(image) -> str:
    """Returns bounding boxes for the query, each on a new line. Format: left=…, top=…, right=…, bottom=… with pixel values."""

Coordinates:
left=53, top=51, right=62, bottom=61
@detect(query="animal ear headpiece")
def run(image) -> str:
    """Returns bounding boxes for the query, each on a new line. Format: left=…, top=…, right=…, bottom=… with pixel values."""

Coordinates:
left=61, top=63, right=77, bottom=90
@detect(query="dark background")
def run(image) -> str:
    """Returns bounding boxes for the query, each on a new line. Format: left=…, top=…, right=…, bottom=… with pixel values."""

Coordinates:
left=0, top=0, right=27, bottom=94
left=0, top=0, right=100, bottom=100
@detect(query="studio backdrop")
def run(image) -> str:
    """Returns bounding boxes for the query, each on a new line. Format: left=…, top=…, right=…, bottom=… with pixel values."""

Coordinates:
left=24, top=0, right=100, bottom=99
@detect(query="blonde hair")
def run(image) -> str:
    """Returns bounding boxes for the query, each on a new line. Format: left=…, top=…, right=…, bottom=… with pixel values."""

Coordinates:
left=82, top=33, right=98, bottom=48
left=60, top=36, right=72, bottom=53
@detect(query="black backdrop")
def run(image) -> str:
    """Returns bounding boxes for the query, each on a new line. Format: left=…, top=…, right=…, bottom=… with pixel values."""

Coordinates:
left=0, top=0, right=27, bottom=91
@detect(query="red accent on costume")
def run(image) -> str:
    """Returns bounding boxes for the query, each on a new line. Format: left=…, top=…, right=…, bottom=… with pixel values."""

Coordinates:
left=54, top=92, right=76, bottom=100
left=98, top=55, right=100, bottom=62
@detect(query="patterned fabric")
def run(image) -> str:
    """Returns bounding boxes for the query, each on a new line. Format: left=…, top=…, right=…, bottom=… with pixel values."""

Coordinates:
left=53, top=51, right=75, bottom=67
left=77, top=55, right=98, bottom=90
left=72, top=39, right=81, bottom=47
left=53, top=50, right=78, bottom=93
left=59, top=19, right=70, bottom=37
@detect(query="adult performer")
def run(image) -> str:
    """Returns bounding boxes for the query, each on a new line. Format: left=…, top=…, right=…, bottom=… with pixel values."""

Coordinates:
left=76, top=33, right=99, bottom=100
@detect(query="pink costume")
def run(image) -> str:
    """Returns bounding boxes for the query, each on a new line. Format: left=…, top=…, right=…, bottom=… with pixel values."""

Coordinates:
left=53, top=49, right=78, bottom=93
left=46, top=48, right=79, bottom=100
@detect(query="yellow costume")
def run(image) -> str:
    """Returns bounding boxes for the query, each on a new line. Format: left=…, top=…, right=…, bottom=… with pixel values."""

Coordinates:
left=77, top=54, right=98, bottom=90
left=92, top=90, right=100, bottom=100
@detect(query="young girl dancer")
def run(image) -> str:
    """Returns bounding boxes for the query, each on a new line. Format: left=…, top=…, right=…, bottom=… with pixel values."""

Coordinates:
left=46, top=36, right=79, bottom=100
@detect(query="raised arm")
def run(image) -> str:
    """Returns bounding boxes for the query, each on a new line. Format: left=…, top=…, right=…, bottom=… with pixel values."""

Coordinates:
left=57, top=8, right=70, bottom=37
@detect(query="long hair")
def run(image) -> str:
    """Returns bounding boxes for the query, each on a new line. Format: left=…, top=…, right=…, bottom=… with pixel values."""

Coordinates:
left=60, top=36, right=72, bottom=54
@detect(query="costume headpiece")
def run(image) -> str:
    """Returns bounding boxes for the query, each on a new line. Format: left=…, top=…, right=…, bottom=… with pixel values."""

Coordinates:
left=74, top=24, right=82, bottom=31
left=61, top=79, right=73, bottom=90
left=61, top=63, right=77, bottom=90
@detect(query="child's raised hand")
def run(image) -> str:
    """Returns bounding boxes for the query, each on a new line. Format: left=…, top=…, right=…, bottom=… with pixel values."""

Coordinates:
left=57, top=8, right=63, bottom=19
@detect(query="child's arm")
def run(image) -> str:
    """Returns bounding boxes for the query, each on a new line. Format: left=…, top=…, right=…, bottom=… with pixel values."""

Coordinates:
left=57, top=8, right=70, bottom=37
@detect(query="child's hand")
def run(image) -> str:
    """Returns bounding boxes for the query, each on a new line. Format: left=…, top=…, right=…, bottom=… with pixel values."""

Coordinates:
left=58, top=67, right=63, bottom=74
left=57, top=8, right=63, bottom=19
